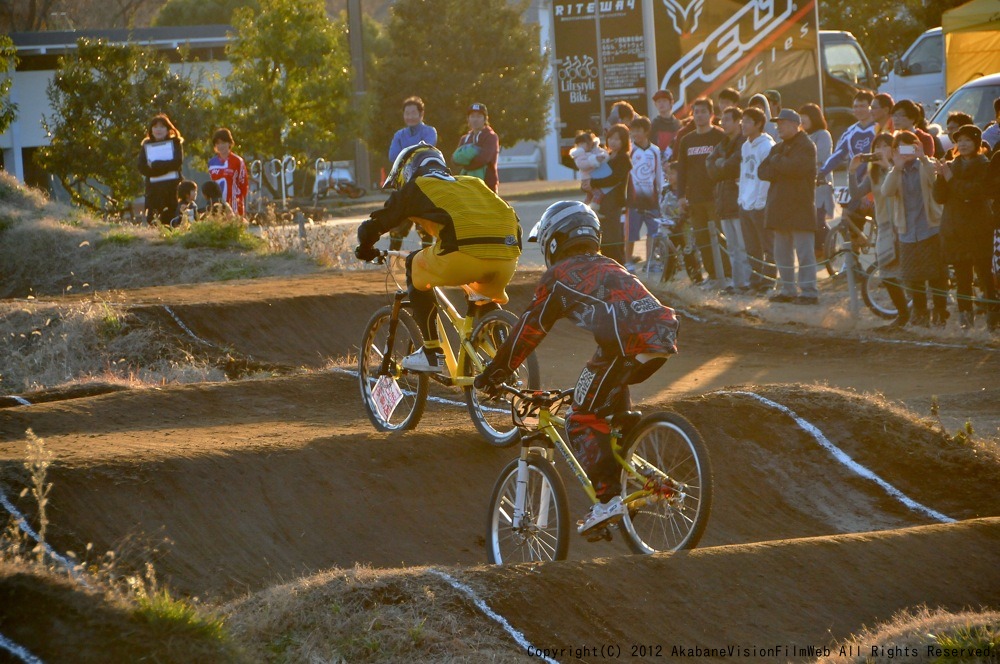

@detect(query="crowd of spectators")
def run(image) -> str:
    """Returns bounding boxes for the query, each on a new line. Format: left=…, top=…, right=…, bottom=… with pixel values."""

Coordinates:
left=570, top=89, right=1000, bottom=332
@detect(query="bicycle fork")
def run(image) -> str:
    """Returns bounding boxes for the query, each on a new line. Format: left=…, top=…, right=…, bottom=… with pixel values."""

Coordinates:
left=512, top=443, right=555, bottom=530
left=378, top=291, right=409, bottom=376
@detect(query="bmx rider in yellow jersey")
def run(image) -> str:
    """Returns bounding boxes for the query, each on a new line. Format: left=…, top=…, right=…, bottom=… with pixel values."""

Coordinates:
left=355, top=143, right=522, bottom=372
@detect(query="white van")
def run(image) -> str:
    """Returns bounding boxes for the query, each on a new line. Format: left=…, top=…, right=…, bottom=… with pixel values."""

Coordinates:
left=878, top=28, right=946, bottom=111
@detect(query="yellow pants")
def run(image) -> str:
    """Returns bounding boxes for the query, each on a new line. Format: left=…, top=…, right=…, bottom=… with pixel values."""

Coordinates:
left=410, top=245, right=518, bottom=305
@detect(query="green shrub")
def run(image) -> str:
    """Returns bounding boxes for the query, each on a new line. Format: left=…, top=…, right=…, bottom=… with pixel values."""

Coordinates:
left=165, top=217, right=264, bottom=251
left=134, top=587, right=231, bottom=644
left=96, top=231, right=140, bottom=248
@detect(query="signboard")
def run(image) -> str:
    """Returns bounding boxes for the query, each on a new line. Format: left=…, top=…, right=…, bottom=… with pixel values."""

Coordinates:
left=549, top=0, right=821, bottom=148
left=654, top=0, right=821, bottom=113
left=551, top=0, right=648, bottom=150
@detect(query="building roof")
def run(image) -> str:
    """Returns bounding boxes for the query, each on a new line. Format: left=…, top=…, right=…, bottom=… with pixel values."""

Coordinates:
left=9, top=25, right=234, bottom=56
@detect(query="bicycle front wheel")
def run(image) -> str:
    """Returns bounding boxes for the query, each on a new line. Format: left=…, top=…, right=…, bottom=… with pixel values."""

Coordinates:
left=645, top=237, right=679, bottom=283
left=824, top=223, right=847, bottom=277
left=358, top=305, right=428, bottom=432
left=486, top=454, right=569, bottom=564
left=464, top=309, right=540, bottom=447
left=620, top=412, right=713, bottom=555
left=862, top=263, right=898, bottom=319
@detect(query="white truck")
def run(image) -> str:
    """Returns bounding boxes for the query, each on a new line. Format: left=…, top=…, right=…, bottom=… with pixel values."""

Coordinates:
left=878, top=28, right=947, bottom=112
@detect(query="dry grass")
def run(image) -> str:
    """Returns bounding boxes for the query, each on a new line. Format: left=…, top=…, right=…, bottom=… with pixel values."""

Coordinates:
left=261, top=217, right=360, bottom=268
left=0, top=297, right=225, bottom=395
left=224, top=565, right=531, bottom=663
left=0, top=172, right=348, bottom=299
left=818, top=606, right=1000, bottom=663
left=0, top=175, right=367, bottom=395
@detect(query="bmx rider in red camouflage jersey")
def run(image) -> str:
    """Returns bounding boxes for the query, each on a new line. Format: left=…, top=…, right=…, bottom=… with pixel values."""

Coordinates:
left=476, top=201, right=679, bottom=535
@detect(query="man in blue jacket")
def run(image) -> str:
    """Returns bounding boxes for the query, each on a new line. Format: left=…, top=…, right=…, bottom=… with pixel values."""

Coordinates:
left=387, top=96, right=438, bottom=251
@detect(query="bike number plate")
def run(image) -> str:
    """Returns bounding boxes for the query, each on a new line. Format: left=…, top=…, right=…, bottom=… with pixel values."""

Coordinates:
left=372, top=375, right=404, bottom=422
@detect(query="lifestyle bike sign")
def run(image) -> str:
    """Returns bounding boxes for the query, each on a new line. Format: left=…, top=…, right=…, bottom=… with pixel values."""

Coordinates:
left=549, top=0, right=821, bottom=146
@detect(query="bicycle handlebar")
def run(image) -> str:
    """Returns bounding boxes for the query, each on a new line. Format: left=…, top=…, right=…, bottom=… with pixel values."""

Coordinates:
left=363, top=248, right=411, bottom=264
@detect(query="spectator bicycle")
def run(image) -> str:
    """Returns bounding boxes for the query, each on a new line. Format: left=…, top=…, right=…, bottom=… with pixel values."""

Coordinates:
left=824, top=186, right=877, bottom=278
left=864, top=264, right=970, bottom=322
left=643, top=218, right=680, bottom=282
left=358, top=249, right=539, bottom=446
left=861, top=263, right=899, bottom=319
left=644, top=216, right=706, bottom=284
left=485, top=385, right=712, bottom=564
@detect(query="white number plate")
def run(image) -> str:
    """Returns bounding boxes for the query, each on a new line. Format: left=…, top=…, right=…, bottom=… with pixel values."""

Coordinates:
left=372, top=375, right=404, bottom=422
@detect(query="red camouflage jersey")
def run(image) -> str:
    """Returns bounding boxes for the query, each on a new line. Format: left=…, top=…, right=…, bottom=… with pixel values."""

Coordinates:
left=490, top=253, right=679, bottom=374
left=207, top=153, right=249, bottom=216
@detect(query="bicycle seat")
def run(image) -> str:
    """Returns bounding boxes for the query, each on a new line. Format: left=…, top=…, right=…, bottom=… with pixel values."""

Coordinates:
left=461, top=285, right=493, bottom=303
left=608, top=411, right=643, bottom=436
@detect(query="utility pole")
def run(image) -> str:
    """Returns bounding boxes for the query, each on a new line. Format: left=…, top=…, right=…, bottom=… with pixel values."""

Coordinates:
left=347, top=0, right=371, bottom=190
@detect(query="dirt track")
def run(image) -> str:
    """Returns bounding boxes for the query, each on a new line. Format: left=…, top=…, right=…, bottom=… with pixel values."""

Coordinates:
left=2, top=272, right=999, bottom=661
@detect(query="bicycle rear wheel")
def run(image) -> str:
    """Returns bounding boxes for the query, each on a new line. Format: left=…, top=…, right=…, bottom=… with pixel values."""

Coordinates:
left=358, top=305, right=428, bottom=432
left=486, top=454, right=569, bottom=564
left=862, top=263, right=898, bottom=319
left=464, top=309, right=540, bottom=447
left=619, top=412, right=713, bottom=554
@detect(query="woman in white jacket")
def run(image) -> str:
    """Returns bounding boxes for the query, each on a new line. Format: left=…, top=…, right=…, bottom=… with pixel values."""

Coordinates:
left=738, top=106, right=776, bottom=293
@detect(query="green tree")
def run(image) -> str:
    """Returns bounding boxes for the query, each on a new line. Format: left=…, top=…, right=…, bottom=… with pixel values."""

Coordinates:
left=219, top=0, right=352, bottom=164
left=0, top=35, right=18, bottom=135
left=153, top=0, right=258, bottom=27
left=369, top=0, right=551, bottom=170
left=38, top=39, right=215, bottom=212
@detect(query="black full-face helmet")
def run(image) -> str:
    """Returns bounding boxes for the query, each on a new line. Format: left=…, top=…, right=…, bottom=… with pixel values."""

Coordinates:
left=529, top=201, right=602, bottom=267
left=382, top=142, right=449, bottom=190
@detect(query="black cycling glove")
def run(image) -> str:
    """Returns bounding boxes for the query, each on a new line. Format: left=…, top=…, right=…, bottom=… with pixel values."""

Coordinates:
left=355, top=244, right=379, bottom=262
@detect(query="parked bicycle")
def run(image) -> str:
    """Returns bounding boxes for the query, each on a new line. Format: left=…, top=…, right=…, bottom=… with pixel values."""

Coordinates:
left=358, top=250, right=539, bottom=446
left=485, top=385, right=712, bottom=564
left=313, top=158, right=366, bottom=205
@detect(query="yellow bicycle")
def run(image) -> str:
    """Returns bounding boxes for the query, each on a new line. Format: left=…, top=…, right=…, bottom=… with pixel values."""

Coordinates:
left=358, top=250, right=539, bottom=446
left=486, top=386, right=712, bottom=564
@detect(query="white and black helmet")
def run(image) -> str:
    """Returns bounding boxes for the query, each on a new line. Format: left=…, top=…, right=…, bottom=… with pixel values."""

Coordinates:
left=529, top=201, right=602, bottom=267
left=382, top=142, right=450, bottom=189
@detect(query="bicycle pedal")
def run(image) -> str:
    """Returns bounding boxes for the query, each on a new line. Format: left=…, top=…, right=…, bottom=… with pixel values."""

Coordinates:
left=583, top=524, right=615, bottom=542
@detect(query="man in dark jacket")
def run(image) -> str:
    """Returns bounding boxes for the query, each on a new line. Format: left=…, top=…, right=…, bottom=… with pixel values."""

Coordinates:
left=758, top=109, right=819, bottom=304
left=706, top=106, right=748, bottom=292
left=677, top=97, right=726, bottom=282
